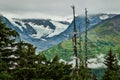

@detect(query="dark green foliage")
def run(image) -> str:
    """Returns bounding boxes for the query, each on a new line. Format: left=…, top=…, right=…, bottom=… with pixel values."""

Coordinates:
left=1, top=17, right=120, bottom=80
left=77, top=66, right=95, bottom=80
left=0, top=19, right=18, bottom=50
left=104, top=49, right=115, bottom=70
left=0, top=73, right=13, bottom=80
left=91, top=68, right=105, bottom=80
left=0, top=18, right=37, bottom=80
left=0, top=19, right=73, bottom=80
left=35, top=55, right=72, bottom=80
left=102, top=49, right=120, bottom=80
left=12, top=41, right=37, bottom=80
left=0, top=18, right=19, bottom=79
left=13, top=68, right=36, bottom=80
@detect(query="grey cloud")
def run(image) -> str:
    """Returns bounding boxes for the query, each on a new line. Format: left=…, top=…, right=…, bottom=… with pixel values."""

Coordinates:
left=0, top=0, right=120, bottom=17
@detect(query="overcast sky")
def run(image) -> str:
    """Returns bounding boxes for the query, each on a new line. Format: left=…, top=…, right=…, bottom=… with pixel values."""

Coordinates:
left=0, top=0, right=120, bottom=20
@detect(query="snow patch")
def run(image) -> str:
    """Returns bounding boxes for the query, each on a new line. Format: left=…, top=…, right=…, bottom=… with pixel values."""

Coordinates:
left=28, top=22, right=53, bottom=39
left=87, top=54, right=106, bottom=68
left=40, top=38, right=47, bottom=41
left=100, top=15, right=109, bottom=20
left=47, top=21, right=68, bottom=37
left=68, top=54, right=106, bottom=69
left=59, top=59, right=67, bottom=63
left=9, top=18, right=27, bottom=31
left=118, top=60, right=120, bottom=65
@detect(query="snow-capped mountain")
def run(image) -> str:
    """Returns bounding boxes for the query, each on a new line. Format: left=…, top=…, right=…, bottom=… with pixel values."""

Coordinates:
left=0, top=13, right=116, bottom=53
left=9, top=18, right=69, bottom=39
left=0, top=15, right=70, bottom=52
left=60, top=14, right=116, bottom=37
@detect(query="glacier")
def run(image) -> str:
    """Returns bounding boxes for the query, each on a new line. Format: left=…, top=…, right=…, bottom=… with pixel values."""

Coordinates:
left=0, top=13, right=116, bottom=53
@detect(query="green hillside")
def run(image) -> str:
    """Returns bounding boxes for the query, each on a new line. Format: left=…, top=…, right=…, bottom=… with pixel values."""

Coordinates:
left=40, top=15, right=120, bottom=61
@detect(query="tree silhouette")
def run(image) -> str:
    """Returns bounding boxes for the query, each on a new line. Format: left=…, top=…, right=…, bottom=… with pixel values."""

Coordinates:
left=0, top=18, right=19, bottom=79
left=103, top=49, right=120, bottom=80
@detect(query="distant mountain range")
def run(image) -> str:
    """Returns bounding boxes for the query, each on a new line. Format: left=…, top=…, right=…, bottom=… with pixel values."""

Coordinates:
left=0, top=15, right=70, bottom=52
left=42, top=14, right=120, bottom=61
left=0, top=13, right=116, bottom=53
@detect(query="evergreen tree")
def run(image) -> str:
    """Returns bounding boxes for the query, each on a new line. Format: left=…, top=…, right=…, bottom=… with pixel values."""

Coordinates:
left=102, top=49, right=120, bottom=80
left=0, top=18, right=19, bottom=80
left=0, top=18, right=37, bottom=80
left=77, top=65, right=94, bottom=80
left=12, top=41, right=37, bottom=80
left=35, top=55, right=72, bottom=80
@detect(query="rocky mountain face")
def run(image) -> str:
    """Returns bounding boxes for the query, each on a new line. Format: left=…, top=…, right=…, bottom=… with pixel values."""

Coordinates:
left=0, top=14, right=116, bottom=53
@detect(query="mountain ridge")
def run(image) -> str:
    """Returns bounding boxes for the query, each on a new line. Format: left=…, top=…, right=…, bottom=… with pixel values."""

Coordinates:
left=0, top=15, right=70, bottom=52
left=0, top=13, right=117, bottom=53
left=42, top=14, right=120, bottom=61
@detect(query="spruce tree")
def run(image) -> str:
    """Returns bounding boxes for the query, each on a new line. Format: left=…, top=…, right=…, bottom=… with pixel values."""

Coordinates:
left=0, top=18, right=18, bottom=79
left=0, top=18, right=37, bottom=80
left=77, top=65, right=94, bottom=80
left=35, top=55, right=72, bottom=80
left=12, top=41, right=37, bottom=80
left=103, top=49, right=120, bottom=80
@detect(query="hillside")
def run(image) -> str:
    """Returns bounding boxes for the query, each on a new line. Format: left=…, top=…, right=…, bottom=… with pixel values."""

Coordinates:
left=0, top=14, right=115, bottom=53
left=41, top=15, right=120, bottom=61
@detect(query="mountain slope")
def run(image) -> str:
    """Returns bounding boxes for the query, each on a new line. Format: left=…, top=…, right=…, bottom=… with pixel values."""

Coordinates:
left=42, top=15, right=120, bottom=61
left=0, top=14, right=116, bottom=53
left=0, top=15, right=70, bottom=52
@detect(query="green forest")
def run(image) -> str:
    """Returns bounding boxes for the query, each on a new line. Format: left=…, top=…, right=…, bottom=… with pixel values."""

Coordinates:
left=0, top=16, right=120, bottom=80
